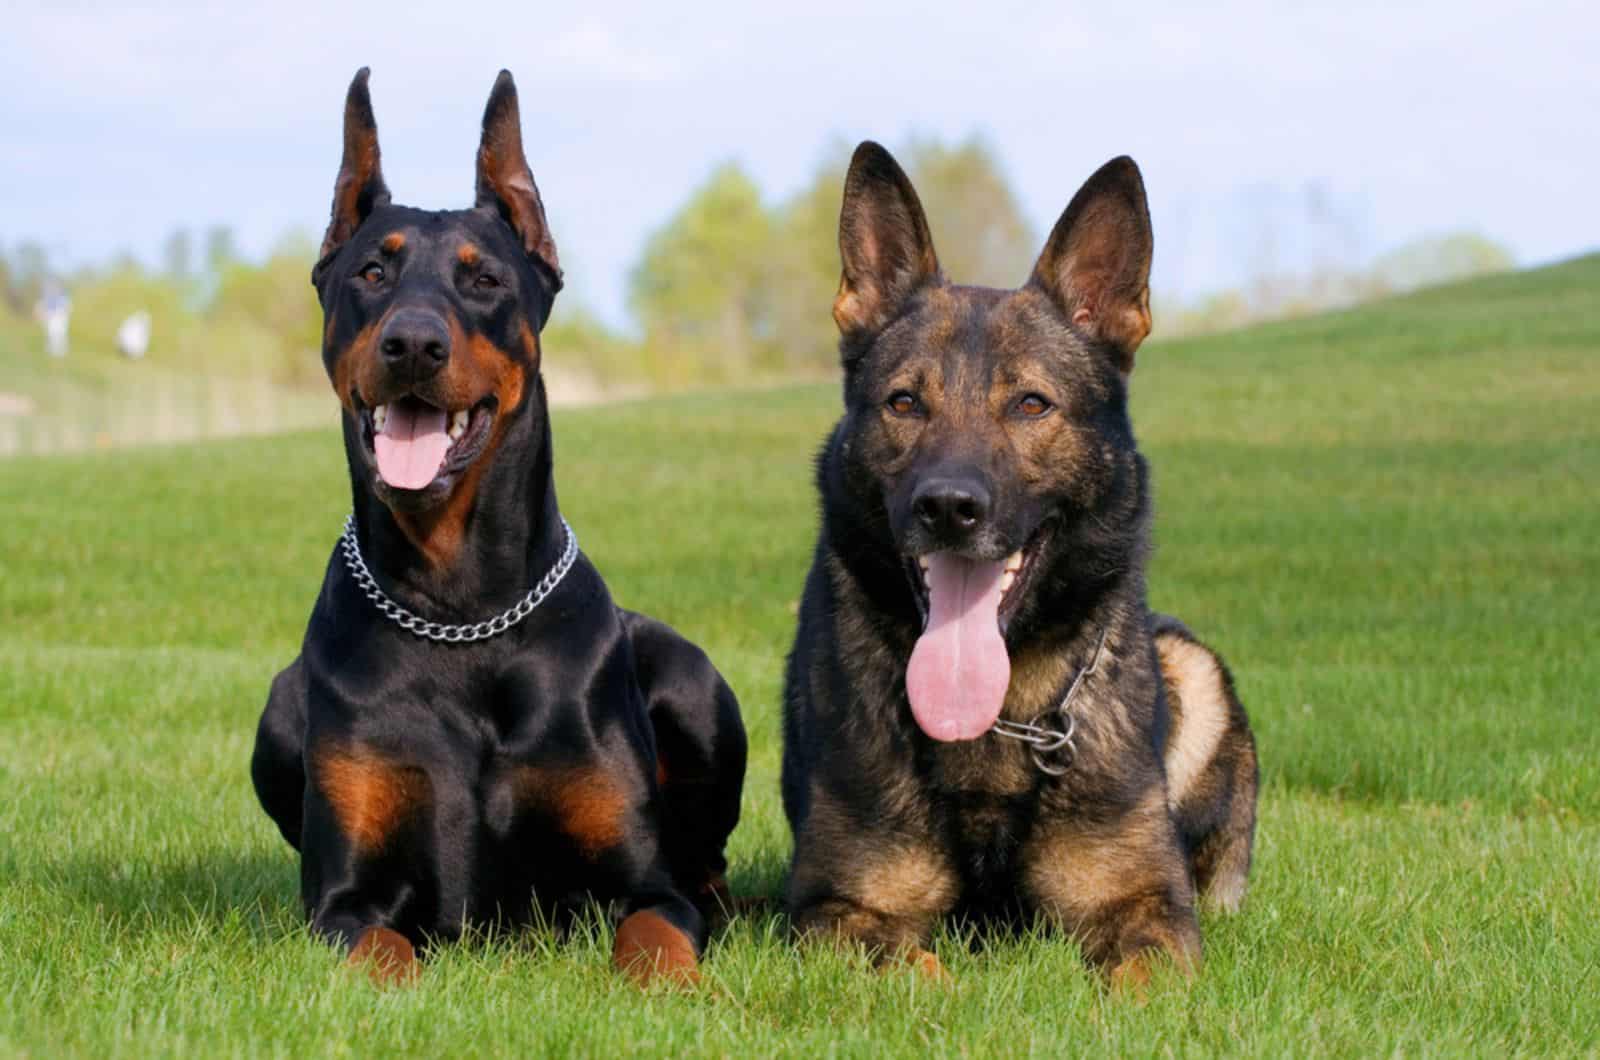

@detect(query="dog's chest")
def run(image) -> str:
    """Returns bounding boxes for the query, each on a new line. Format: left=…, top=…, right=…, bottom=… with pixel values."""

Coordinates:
left=926, top=743, right=1041, bottom=882
left=929, top=737, right=1037, bottom=798
left=951, top=795, right=1027, bottom=880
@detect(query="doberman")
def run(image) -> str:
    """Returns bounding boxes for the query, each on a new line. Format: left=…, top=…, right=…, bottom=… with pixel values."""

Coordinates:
left=250, top=68, right=747, bottom=987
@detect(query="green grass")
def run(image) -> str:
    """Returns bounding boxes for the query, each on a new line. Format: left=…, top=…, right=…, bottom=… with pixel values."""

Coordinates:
left=3, top=256, right=1598, bottom=1056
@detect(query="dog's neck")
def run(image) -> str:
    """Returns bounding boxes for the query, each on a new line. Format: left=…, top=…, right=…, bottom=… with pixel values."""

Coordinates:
left=346, top=397, right=570, bottom=620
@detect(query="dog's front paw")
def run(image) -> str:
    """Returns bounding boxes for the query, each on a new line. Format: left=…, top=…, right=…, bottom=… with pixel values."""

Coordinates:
left=612, top=910, right=700, bottom=987
left=348, top=926, right=420, bottom=987
left=890, top=945, right=953, bottom=985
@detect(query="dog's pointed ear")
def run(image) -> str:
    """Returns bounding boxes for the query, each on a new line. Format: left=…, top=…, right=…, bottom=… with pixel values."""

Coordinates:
left=476, top=70, right=563, bottom=295
left=1030, top=156, right=1153, bottom=375
left=316, top=68, right=391, bottom=280
left=834, top=141, right=942, bottom=340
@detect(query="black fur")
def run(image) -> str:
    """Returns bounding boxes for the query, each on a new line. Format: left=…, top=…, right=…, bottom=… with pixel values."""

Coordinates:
left=251, top=70, right=746, bottom=980
left=782, top=142, right=1256, bottom=979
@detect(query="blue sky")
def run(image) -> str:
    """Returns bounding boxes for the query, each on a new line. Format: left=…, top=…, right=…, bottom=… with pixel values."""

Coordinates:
left=3, top=1, right=1594, bottom=328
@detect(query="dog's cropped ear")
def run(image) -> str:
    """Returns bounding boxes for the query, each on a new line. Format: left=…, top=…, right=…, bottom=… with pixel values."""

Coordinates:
left=834, top=141, right=942, bottom=342
left=315, top=68, right=391, bottom=284
left=476, top=70, right=563, bottom=297
left=1029, top=156, right=1153, bottom=375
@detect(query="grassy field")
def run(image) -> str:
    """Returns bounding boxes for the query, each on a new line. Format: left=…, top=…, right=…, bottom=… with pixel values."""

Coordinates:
left=2, top=256, right=1597, bottom=1056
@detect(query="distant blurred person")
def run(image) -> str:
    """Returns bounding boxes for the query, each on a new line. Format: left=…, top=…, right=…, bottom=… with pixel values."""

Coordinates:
left=36, top=282, right=71, bottom=357
left=116, top=310, right=151, bottom=359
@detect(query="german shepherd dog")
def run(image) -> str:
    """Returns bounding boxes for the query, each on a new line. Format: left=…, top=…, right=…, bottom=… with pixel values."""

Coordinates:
left=781, top=143, right=1257, bottom=985
left=250, top=70, right=746, bottom=986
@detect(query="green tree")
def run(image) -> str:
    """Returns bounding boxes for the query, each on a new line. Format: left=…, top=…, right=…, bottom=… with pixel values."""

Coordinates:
left=204, top=226, right=239, bottom=273
left=1368, top=232, right=1514, bottom=294
left=768, top=141, right=853, bottom=374
left=163, top=229, right=193, bottom=282
left=541, top=301, right=638, bottom=386
left=904, top=135, right=1037, bottom=288
left=627, top=162, right=777, bottom=383
left=2, top=241, right=52, bottom=314
left=623, top=136, right=1042, bottom=384
left=763, top=136, right=1039, bottom=374
left=208, top=233, right=324, bottom=384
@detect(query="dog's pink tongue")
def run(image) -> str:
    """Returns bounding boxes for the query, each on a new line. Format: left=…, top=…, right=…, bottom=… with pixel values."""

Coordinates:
left=906, top=553, right=1010, bottom=742
left=374, top=401, right=450, bottom=490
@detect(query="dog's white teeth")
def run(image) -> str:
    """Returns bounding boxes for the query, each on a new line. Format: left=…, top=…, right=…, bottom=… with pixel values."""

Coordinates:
left=372, top=404, right=388, bottom=432
left=1005, top=551, right=1023, bottom=572
left=1000, top=570, right=1016, bottom=593
left=448, top=409, right=469, bottom=441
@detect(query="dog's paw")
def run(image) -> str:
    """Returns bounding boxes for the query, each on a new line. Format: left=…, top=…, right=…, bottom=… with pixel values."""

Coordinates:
left=1108, top=955, right=1152, bottom=1002
left=886, top=945, right=953, bottom=985
left=348, top=926, right=420, bottom=987
left=612, top=910, right=701, bottom=988
left=1107, top=945, right=1196, bottom=1002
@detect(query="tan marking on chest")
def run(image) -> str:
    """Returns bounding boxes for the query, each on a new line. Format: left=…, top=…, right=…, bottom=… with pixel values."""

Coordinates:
left=515, top=765, right=631, bottom=858
left=315, top=746, right=431, bottom=853
left=1003, top=639, right=1078, bottom=720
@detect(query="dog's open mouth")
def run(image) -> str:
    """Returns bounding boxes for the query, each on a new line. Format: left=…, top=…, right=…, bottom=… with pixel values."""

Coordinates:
left=901, top=528, right=1047, bottom=743
left=357, top=393, right=496, bottom=493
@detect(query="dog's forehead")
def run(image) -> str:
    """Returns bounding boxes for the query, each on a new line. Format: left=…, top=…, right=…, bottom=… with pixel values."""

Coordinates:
left=362, top=204, right=519, bottom=257
left=881, top=285, right=1089, bottom=383
left=983, top=287, right=1090, bottom=374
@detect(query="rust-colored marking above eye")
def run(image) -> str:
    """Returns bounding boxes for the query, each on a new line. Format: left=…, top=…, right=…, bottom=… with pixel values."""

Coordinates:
left=457, top=243, right=481, bottom=266
left=315, top=746, right=430, bottom=854
left=381, top=231, right=406, bottom=254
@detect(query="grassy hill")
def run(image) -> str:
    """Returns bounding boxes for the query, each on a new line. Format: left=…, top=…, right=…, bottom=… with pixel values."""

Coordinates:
left=1, top=256, right=1596, bottom=1055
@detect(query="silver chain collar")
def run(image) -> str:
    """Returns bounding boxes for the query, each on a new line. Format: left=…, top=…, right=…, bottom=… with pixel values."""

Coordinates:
left=990, top=626, right=1108, bottom=775
left=337, top=514, right=579, bottom=643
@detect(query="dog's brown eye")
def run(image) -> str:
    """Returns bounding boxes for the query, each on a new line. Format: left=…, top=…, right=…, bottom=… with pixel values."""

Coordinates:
left=1016, top=394, right=1053, bottom=418
left=360, top=263, right=385, bottom=284
left=474, top=273, right=501, bottom=290
left=886, top=391, right=921, bottom=417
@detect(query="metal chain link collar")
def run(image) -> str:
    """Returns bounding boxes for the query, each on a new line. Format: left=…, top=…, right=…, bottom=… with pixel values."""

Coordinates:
left=337, top=514, right=578, bottom=643
left=990, top=626, right=1108, bottom=775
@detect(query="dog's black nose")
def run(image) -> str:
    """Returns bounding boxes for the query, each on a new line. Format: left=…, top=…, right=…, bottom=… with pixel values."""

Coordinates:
left=912, top=477, right=991, bottom=539
left=378, top=309, right=451, bottom=380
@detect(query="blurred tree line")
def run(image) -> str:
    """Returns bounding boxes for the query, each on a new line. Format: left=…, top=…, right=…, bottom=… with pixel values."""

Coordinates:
left=2, top=134, right=1515, bottom=392
left=622, top=137, right=1038, bottom=385
left=1, top=227, right=326, bottom=387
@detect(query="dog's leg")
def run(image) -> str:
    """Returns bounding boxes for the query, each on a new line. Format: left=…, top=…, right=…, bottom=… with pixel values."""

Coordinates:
left=1021, top=787, right=1201, bottom=990
left=251, top=658, right=309, bottom=850
left=1185, top=738, right=1258, bottom=914
left=624, top=611, right=749, bottom=925
left=787, top=799, right=960, bottom=979
left=1152, top=616, right=1259, bottom=914
left=600, top=815, right=709, bottom=987
left=300, top=742, right=435, bottom=985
